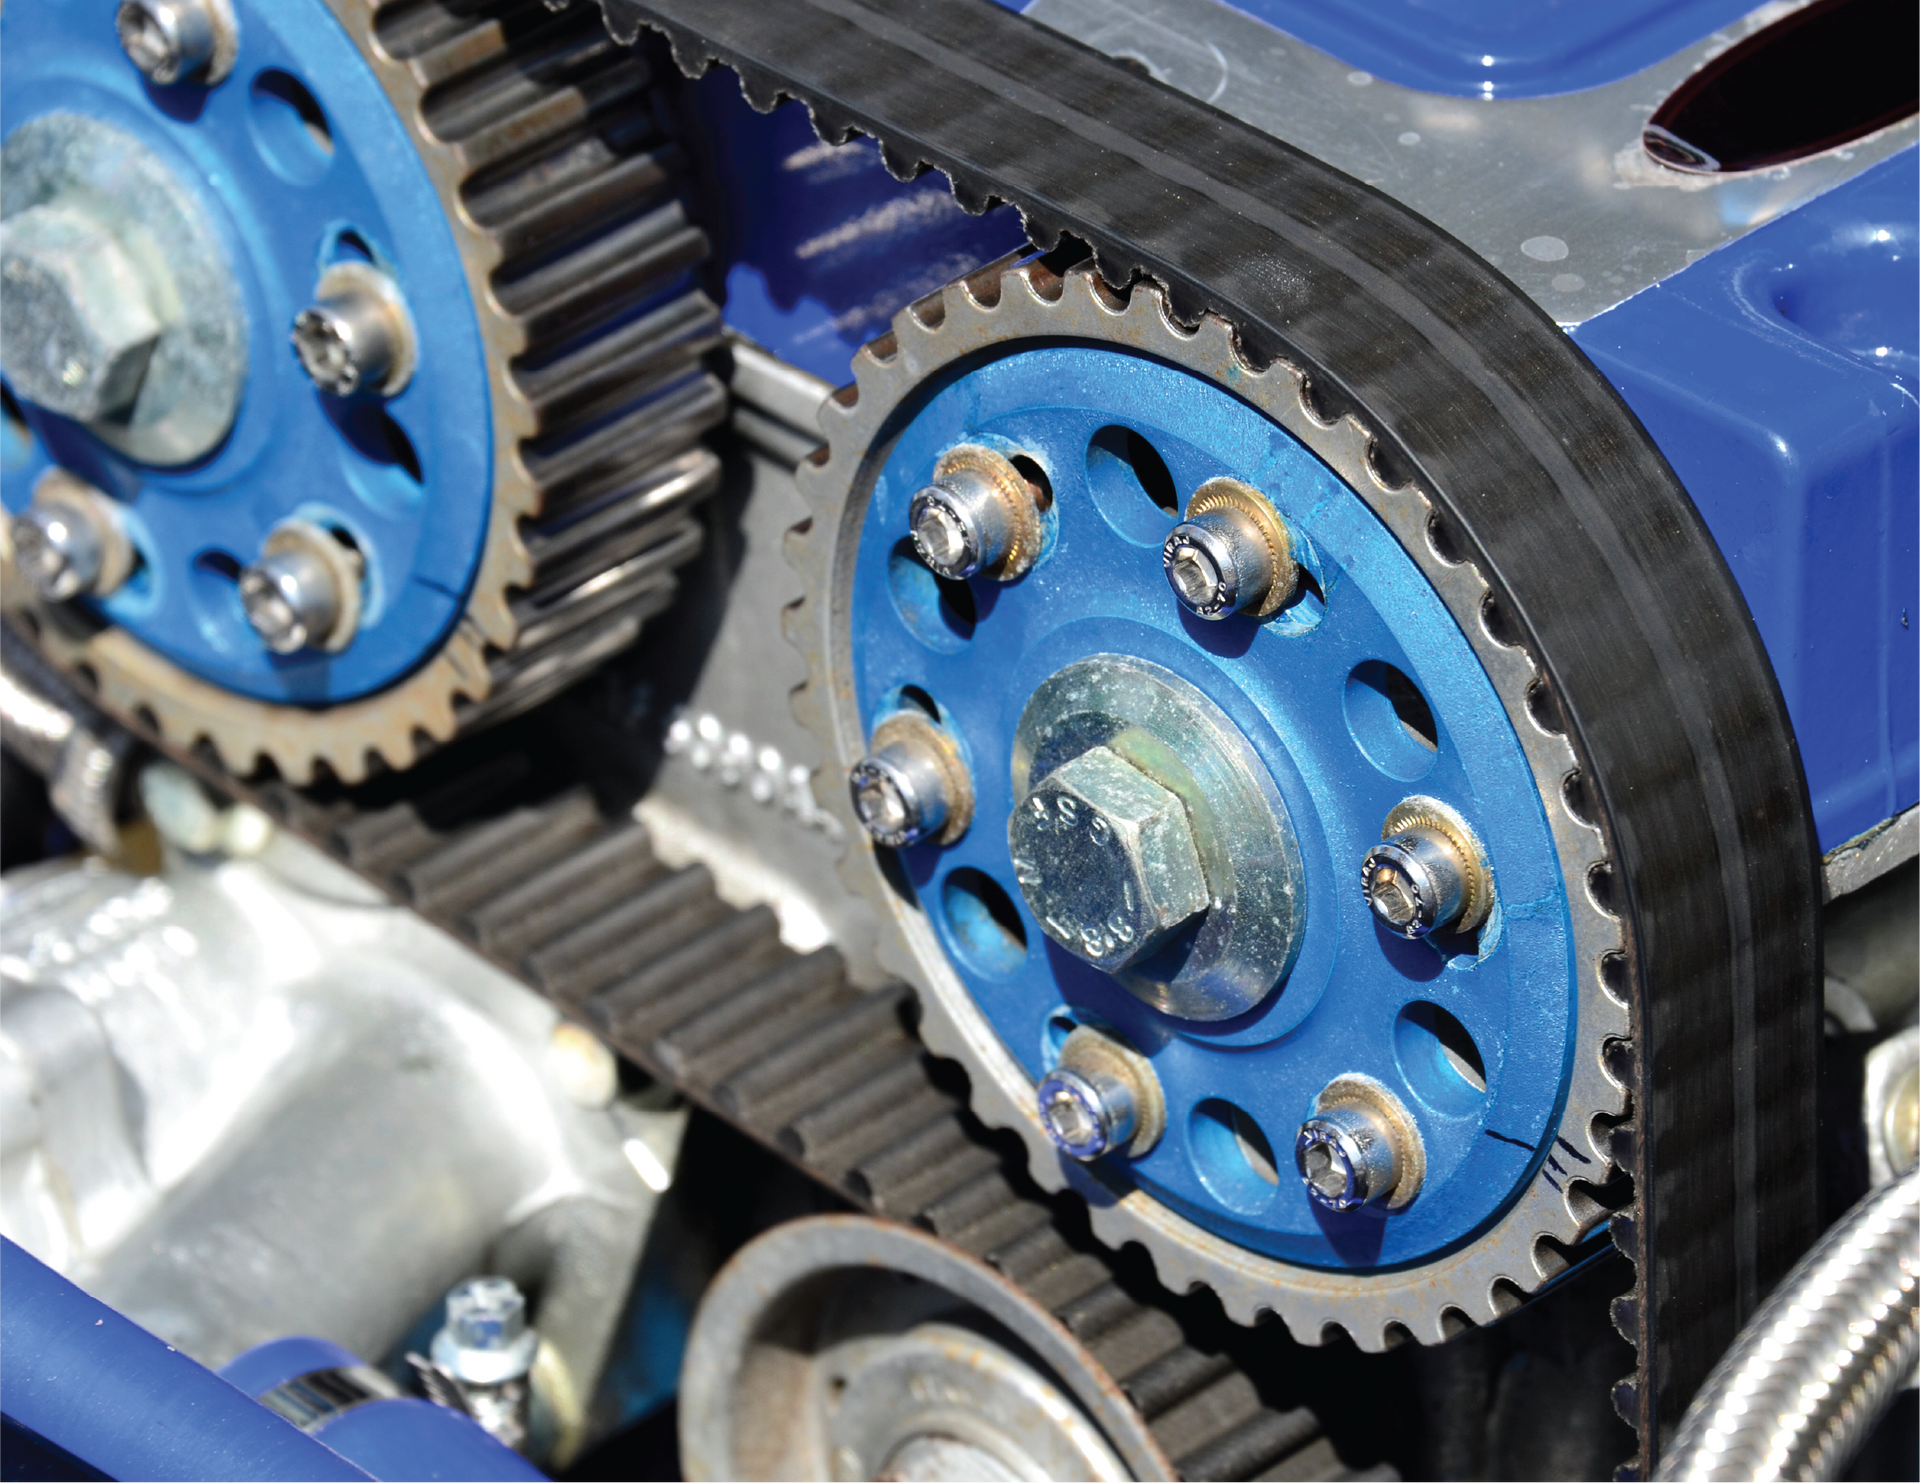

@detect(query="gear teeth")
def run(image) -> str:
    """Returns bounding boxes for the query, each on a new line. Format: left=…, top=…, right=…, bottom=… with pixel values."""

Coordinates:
left=14, top=0, right=722, bottom=783
left=780, top=247, right=1633, bottom=1351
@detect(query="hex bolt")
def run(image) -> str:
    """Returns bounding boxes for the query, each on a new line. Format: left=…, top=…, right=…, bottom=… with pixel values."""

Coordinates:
left=1162, top=478, right=1297, bottom=621
left=239, top=520, right=363, bottom=655
left=8, top=470, right=135, bottom=602
left=1361, top=799, right=1492, bottom=939
left=1036, top=1024, right=1166, bottom=1161
left=115, top=0, right=222, bottom=85
left=1007, top=745, right=1209, bottom=972
left=1295, top=1103, right=1402, bottom=1212
left=291, top=264, right=417, bottom=399
left=848, top=709, right=973, bottom=848
left=427, top=1275, right=537, bottom=1455
left=908, top=444, right=1045, bottom=582
left=0, top=203, right=162, bottom=422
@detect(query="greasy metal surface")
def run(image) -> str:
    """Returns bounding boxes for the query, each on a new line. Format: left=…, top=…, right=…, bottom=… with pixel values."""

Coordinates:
left=1021, top=0, right=1917, bottom=327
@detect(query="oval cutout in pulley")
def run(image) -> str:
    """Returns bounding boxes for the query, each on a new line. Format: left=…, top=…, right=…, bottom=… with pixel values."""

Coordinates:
left=1644, top=0, right=1918, bottom=174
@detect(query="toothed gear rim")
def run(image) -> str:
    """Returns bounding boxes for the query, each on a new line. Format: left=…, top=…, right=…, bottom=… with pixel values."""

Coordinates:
left=3, top=0, right=724, bottom=783
left=794, top=257, right=1627, bottom=1346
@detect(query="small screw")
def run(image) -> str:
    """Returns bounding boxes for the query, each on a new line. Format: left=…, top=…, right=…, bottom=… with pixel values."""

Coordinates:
left=240, top=542, right=344, bottom=654
left=1295, top=1103, right=1400, bottom=1211
left=11, top=504, right=105, bottom=602
left=1038, top=1065, right=1137, bottom=1160
left=907, top=445, right=1043, bottom=582
left=848, top=712, right=970, bottom=848
left=1162, top=479, right=1296, bottom=620
left=1362, top=829, right=1468, bottom=938
left=291, top=268, right=414, bottom=398
left=115, top=0, right=218, bottom=85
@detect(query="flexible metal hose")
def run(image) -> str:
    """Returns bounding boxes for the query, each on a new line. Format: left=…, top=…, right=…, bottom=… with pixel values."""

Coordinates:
left=1656, top=1167, right=1919, bottom=1480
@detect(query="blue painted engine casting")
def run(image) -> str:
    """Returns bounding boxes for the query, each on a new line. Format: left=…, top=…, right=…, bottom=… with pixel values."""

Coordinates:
left=854, top=345, right=1577, bottom=1267
left=0, top=0, right=491, bottom=704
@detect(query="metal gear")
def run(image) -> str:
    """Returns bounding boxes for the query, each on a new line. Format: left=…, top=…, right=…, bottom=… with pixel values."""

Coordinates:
left=7, top=0, right=724, bottom=784
left=789, top=254, right=1630, bottom=1348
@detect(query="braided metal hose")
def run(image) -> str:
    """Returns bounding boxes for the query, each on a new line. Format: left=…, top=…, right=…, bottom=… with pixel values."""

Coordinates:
left=1656, top=1168, right=1919, bottom=1480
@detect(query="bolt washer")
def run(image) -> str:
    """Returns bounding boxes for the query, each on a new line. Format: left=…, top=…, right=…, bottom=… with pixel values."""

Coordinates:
left=788, top=256, right=1628, bottom=1347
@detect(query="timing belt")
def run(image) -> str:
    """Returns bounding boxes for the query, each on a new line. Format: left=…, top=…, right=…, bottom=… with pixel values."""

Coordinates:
left=590, top=0, right=1825, bottom=1474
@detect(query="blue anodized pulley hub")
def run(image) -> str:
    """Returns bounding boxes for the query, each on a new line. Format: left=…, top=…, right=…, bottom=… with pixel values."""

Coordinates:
left=852, top=345, right=1577, bottom=1269
left=0, top=0, right=491, bottom=704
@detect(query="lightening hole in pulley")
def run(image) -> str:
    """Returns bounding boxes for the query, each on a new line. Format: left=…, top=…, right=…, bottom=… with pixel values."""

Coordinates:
left=888, top=538, right=975, bottom=652
left=1395, top=1001, right=1487, bottom=1116
left=1344, top=660, right=1439, bottom=780
left=250, top=70, right=333, bottom=185
left=1087, top=424, right=1179, bottom=545
left=1189, top=1098, right=1281, bottom=1214
left=941, top=868, right=1027, bottom=977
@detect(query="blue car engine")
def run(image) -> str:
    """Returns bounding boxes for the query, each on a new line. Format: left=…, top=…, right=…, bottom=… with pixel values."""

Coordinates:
left=0, top=1, right=1913, bottom=1480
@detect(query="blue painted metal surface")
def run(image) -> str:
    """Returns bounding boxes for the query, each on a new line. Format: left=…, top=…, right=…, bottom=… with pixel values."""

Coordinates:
left=1573, top=149, right=1919, bottom=852
left=690, top=76, right=1029, bottom=383
left=1002, top=0, right=1754, bottom=98
left=0, top=1238, right=371, bottom=1482
left=0, top=0, right=492, bottom=705
left=220, top=1337, right=547, bottom=1483
left=852, top=345, right=1577, bottom=1267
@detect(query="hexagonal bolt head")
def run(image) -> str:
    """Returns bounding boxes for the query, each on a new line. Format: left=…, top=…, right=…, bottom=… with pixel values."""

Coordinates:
left=115, top=0, right=219, bottom=84
left=1361, top=826, right=1470, bottom=938
left=431, top=1276, right=538, bottom=1387
left=0, top=204, right=161, bottom=422
left=1009, top=745, right=1209, bottom=971
left=1295, top=1103, right=1401, bottom=1212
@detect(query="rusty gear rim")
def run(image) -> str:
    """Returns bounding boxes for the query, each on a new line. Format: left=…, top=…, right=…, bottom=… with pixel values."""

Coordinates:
left=790, top=257, right=1630, bottom=1348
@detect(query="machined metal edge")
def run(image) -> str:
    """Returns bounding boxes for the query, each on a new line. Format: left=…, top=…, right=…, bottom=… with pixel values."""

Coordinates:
left=787, top=257, right=1629, bottom=1350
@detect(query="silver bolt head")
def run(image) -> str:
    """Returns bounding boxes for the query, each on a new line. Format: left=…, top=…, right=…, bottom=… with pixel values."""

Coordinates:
left=0, top=205, right=161, bottom=422
left=115, top=0, right=216, bottom=84
left=1009, top=745, right=1209, bottom=971
left=909, top=488, right=979, bottom=579
left=292, top=299, right=382, bottom=398
left=1361, top=830, right=1466, bottom=938
left=10, top=503, right=104, bottom=602
left=1295, top=1105, right=1399, bottom=1211
left=849, top=744, right=947, bottom=848
left=446, top=1275, right=526, bottom=1352
left=1163, top=525, right=1235, bottom=617
left=908, top=479, right=989, bottom=580
left=1037, top=1065, right=1136, bottom=1160
left=431, top=1275, right=539, bottom=1386
left=239, top=547, right=340, bottom=654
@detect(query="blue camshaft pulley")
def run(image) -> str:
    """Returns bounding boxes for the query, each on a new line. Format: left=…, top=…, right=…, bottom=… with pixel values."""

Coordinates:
left=0, top=0, right=724, bottom=782
left=793, top=255, right=1632, bottom=1346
